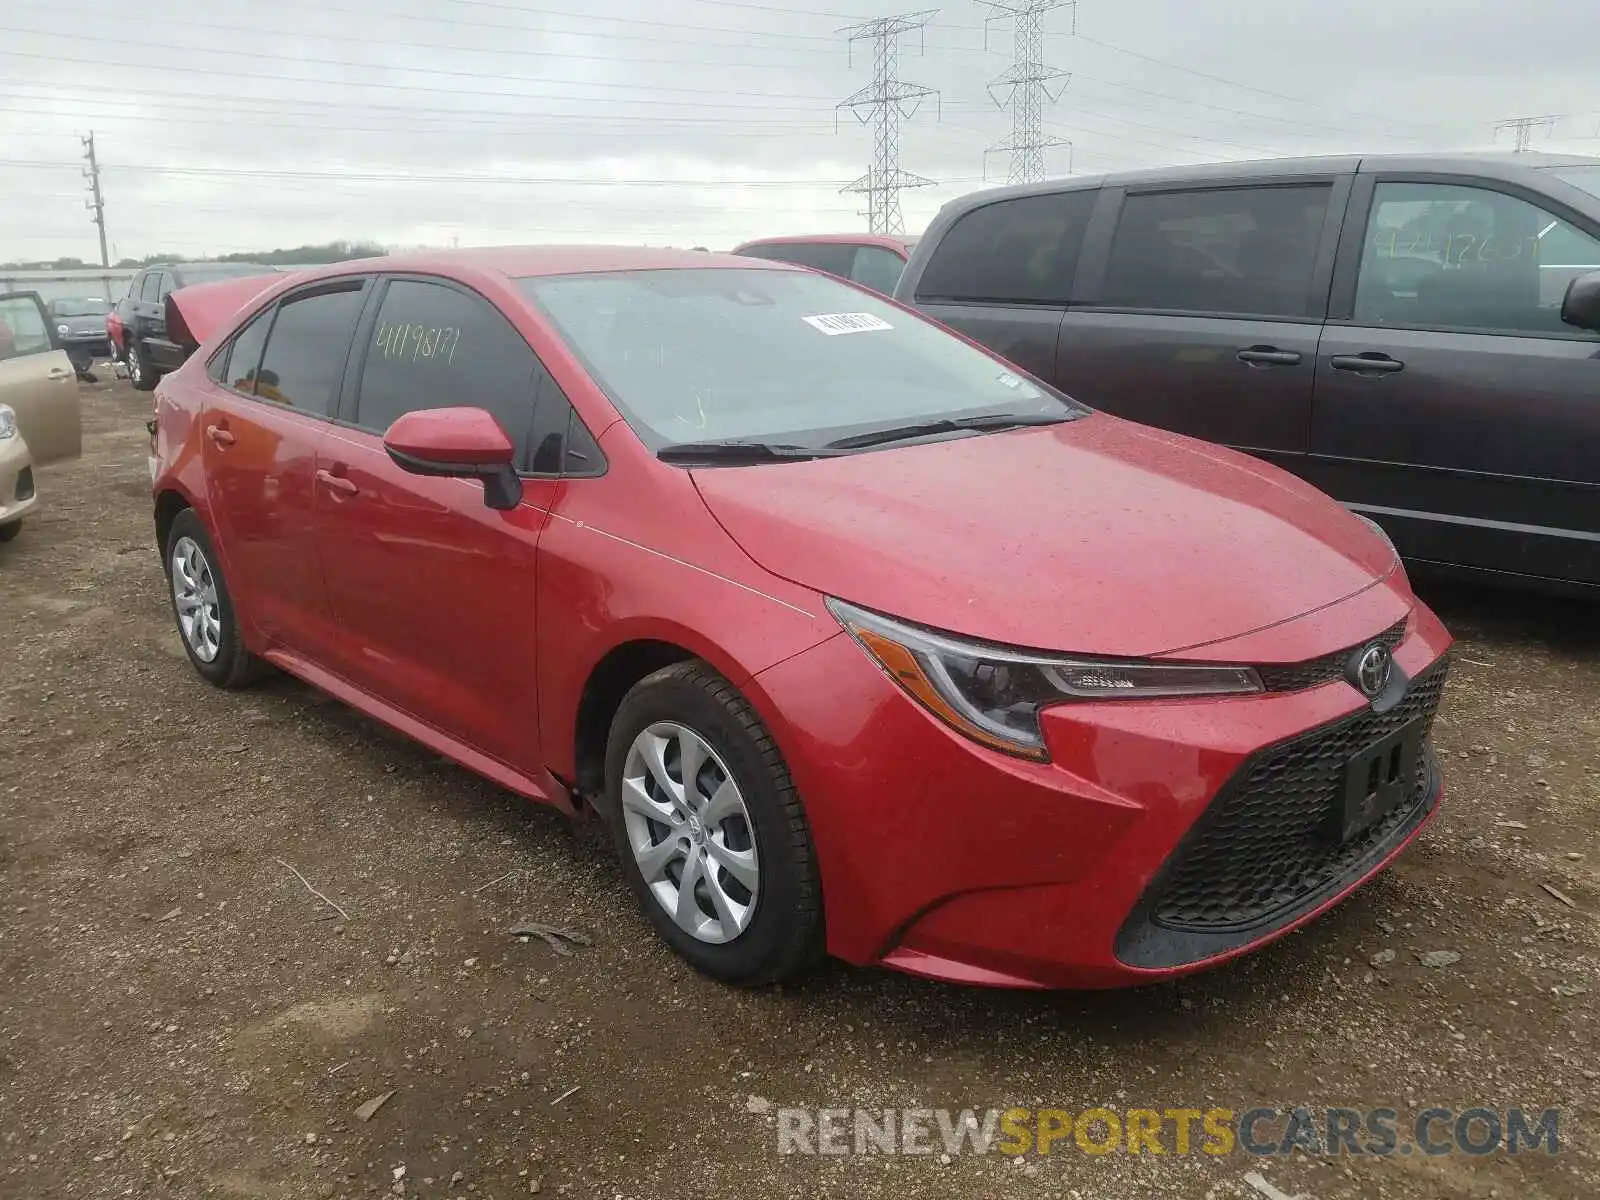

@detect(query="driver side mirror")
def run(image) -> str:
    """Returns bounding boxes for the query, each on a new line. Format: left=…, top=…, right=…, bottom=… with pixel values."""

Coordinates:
left=383, top=407, right=524, bottom=511
left=1560, top=270, right=1600, bottom=333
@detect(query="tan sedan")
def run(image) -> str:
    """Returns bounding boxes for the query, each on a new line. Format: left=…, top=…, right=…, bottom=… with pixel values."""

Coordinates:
left=0, top=291, right=83, bottom=542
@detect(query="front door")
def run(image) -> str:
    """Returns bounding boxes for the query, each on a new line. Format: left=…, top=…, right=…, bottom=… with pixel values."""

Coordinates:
left=1059, top=179, right=1348, bottom=467
left=0, top=292, right=81, bottom=465
left=314, top=276, right=559, bottom=775
left=1307, top=176, right=1600, bottom=587
left=201, top=281, right=368, bottom=655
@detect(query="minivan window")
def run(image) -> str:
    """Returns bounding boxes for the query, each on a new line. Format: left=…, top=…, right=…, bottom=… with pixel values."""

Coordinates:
left=522, top=267, right=1077, bottom=452
left=353, top=279, right=538, bottom=456
left=1102, top=184, right=1331, bottom=318
left=253, top=286, right=365, bottom=415
left=1354, top=181, right=1600, bottom=335
left=915, top=190, right=1096, bottom=304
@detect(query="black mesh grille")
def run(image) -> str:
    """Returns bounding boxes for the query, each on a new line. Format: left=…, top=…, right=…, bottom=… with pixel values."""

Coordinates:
left=1255, top=616, right=1409, bottom=693
left=1139, top=657, right=1449, bottom=940
left=14, top=467, right=33, bottom=502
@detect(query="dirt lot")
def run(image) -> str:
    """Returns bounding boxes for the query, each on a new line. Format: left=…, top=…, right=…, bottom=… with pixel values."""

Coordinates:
left=1, top=379, right=1597, bottom=1200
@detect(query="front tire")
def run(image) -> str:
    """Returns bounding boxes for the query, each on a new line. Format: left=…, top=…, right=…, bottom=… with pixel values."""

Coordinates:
left=0, top=521, right=19, bottom=543
left=163, top=509, right=264, bottom=687
left=604, top=662, right=824, bottom=985
left=129, top=338, right=156, bottom=391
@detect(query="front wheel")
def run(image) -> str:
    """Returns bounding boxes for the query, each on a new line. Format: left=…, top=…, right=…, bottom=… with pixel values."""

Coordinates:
left=604, top=662, right=824, bottom=985
left=0, top=521, right=19, bottom=543
left=128, top=338, right=156, bottom=391
left=163, top=509, right=265, bottom=687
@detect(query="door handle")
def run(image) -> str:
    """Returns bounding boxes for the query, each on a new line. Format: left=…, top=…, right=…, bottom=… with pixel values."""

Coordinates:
left=316, top=468, right=359, bottom=497
left=1330, top=353, right=1404, bottom=374
left=47, top=366, right=73, bottom=381
left=205, top=424, right=235, bottom=447
left=1236, top=346, right=1303, bottom=367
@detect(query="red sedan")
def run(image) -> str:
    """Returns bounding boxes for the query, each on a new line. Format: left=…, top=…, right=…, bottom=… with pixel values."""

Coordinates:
left=149, top=247, right=1451, bottom=990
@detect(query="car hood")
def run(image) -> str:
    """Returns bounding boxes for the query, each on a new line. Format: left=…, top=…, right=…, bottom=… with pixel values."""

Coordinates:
left=166, top=274, right=286, bottom=350
left=59, top=315, right=107, bottom=335
left=690, top=414, right=1398, bottom=658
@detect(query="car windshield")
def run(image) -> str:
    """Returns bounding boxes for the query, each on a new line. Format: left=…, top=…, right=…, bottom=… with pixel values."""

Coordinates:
left=1545, top=164, right=1600, bottom=203
left=52, top=298, right=110, bottom=316
left=519, top=267, right=1081, bottom=452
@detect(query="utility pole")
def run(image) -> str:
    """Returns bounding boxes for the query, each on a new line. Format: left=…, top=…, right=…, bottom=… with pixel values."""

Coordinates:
left=82, top=132, right=109, bottom=267
left=837, top=10, right=940, bottom=236
left=1494, top=115, right=1558, bottom=153
left=983, top=0, right=1075, bottom=184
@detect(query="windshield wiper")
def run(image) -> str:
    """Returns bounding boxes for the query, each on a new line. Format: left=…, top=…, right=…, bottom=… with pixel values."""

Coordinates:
left=823, top=411, right=1070, bottom=451
left=656, top=440, right=842, bottom=465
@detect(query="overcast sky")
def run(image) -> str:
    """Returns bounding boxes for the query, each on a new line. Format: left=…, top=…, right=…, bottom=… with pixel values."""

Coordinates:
left=4, top=0, right=1599, bottom=262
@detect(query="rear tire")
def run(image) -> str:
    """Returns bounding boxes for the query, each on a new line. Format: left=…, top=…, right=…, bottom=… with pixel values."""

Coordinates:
left=163, top=509, right=266, bottom=688
left=129, top=338, right=156, bottom=391
left=603, top=661, right=824, bottom=986
left=0, top=521, right=19, bottom=543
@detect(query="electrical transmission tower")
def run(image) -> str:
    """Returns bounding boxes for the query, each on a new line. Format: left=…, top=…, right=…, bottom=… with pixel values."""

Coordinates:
left=81, top=132, right=109, bottom=268
left=1494, top=115, right=1558, bottom=153
left=837, top=10, right=940, bottom=236
left=982, top=0, right=1074, bottom=184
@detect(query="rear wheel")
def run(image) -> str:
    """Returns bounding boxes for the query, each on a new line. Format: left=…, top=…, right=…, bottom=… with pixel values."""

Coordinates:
left=163, top=509, right=265, bottom=687
left=604, top=662, right=823, bottom=985
left=129, top=338, right=156, bottom=391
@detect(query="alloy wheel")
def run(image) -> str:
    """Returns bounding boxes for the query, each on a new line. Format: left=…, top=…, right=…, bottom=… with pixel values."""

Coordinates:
left=620, top=721, right=760, bottom=944
left=170, top=535, right=222, bottom=662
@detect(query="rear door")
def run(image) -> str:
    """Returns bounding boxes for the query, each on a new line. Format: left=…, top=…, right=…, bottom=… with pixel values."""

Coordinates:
left=1307, top=173, right=1600, bottom=587
left=201, top=279, right=368, bottom=658
left=1058, top=175, right=1349, bottom=466
left=313, top=275, right=566, bottom=774
left=905, top=187, right=1099, bottom=383
left=0, top=291, right=82, bottom=464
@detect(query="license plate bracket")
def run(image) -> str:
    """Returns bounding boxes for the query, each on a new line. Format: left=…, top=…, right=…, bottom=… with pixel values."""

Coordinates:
left=1336, top=720, right=1423, bottom=843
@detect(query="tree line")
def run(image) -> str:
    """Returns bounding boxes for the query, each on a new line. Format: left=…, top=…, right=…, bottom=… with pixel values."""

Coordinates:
left=2, top=241, right=388, bottom=271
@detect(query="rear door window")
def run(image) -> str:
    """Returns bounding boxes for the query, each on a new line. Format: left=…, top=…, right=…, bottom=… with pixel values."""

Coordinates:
left=741, top=242, right=859, bottom=277
left=916, top=190, right=1097, bottom=304
left=849, top=245, right=906, bottom=294
left=352, top=279, right=539, bottom=461
left=1101, top=184, right=1332, bottom=318
left=139, top=272, right=162, bottom=302
left=252, top=284, right=366, bottom=416
left=216, top=307, right=274, bottom=393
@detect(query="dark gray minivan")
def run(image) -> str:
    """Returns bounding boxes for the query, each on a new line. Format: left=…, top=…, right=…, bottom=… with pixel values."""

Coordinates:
left=897, top=153, right=1600, bottom=596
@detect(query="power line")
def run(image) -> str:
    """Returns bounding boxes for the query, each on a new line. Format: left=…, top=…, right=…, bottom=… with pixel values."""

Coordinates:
left=81, top=131, right=109, bottom=268
left=982, top=0, right=1074, bottom=184
left=837, top=10, right=941, bottom=237
left=1494, top=115, right=1559, bottom=153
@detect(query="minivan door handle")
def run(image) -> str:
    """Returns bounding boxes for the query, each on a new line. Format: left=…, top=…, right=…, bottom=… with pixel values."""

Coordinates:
left=1236, top=346, right=1303, bottom=367
left=1329, top=352, right=1405, bottom=375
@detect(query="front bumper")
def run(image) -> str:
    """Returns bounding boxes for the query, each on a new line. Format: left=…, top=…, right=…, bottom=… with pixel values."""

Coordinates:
left=0, top=434, right=38, bottom=528
left=754, top=599, right=1453, bottom=989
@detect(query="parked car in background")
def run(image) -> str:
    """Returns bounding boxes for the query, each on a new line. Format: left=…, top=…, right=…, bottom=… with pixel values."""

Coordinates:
left=732, top=233, right=915, bottom=294
left=0, top=291, right=84, bottom=542
left=112, top=261, right=278, bottom=391
left=150, top=246, right=1450, bottom=990
left=898, top=152, right=1600, bottom=596
left=47, top=297, right=112, bottom=373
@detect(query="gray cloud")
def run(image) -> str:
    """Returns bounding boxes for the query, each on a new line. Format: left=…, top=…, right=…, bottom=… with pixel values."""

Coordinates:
left=4, top=0, right=1597, bottom=261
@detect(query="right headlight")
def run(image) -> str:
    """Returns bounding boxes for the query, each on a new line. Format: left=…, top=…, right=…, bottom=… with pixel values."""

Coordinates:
left=0, top=404, right=17, bottom=441
left=827, top=598, right=1263, bottom=761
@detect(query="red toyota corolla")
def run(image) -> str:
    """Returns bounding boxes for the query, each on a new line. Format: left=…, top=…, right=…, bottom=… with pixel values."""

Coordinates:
left=149, top=247, right=1451, bottom=990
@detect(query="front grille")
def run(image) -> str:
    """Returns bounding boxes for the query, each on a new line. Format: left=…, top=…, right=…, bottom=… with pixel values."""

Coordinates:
left=1116, top=657, right=1448, bottom=969
left=14, top=467, right=33, bottom=502
left=1256, top=616, right=1409, bottom=693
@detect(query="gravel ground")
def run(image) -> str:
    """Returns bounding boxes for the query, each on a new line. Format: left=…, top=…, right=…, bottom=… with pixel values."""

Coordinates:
left=1, top=379, right=1596, bottom=1200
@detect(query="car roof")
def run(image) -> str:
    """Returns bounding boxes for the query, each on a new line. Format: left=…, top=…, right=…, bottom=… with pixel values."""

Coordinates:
left=733, top=233, right=914, bottom=253
left=256, top=245, right=801, bottom=285
left=937, top=151, right=1600, bottom=211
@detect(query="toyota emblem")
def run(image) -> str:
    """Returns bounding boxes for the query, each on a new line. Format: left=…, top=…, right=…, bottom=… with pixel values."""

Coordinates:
left=1354, top=643, right=1393, bottom=698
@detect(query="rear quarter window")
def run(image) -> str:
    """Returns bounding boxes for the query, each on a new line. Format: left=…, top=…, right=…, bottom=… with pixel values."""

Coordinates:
left=915, top=190, right=1098, bottom=304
